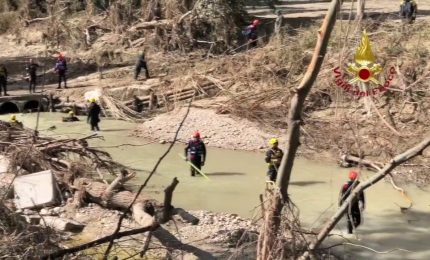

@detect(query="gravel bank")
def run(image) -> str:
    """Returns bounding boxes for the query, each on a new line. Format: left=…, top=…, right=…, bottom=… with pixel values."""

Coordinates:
left=135, top=107, right=284, bottom=151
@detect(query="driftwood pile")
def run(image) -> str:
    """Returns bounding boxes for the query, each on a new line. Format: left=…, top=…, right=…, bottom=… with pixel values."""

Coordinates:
left=0, top=120, right=198, bottom=237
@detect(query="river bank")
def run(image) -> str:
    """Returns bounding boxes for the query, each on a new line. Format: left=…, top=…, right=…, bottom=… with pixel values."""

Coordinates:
left=1, top=113, right=430, bottom=259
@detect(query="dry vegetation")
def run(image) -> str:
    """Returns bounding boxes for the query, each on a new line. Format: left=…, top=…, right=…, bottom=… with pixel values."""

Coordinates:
left=0, top=0, right=429, bottom=258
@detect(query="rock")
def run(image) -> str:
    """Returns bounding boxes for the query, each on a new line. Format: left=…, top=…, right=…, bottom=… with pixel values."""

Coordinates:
left=159, top=140, right=167, bottom=144
left=14, top=170, right=59, bottom=209
left=42, top=216, right=85, bottom=232
left=183, top=253, right=199, bottom=260
left=22, top=209, right=37, bottom=215
left=40, top=208, right=50, bottom=215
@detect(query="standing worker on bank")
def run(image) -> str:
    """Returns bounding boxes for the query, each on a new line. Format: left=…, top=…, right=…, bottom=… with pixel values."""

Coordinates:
left=26, top=58, right=40, bottom=93
left=0, top=63, right=8, bottom=96
left=244, top=19, right=260, bottom=49
left=134, top=51, right=150, bottom=80
left=400, top=0, right=418, bottom=24
left=265, top=138, right=283, bottom=182
left=339, top=170, right=365, bottom=234
left=87, top=98, right=101, bottom=132
left=184, top=131, right=206, bottom=177
left=54, top=53, right=67, bottom=89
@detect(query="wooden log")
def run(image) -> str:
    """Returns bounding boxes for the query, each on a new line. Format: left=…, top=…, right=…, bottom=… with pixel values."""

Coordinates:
left=173, top=208, right=199, bottom=225
left=128, top=20, right=172, bottom=31
left=341, top=154, right=383, bottom=171
left=162, top=177, right=179, bottom=223
left=75, top=178, right=156, bottom=226
left=24, top=7, right=68, bottom=26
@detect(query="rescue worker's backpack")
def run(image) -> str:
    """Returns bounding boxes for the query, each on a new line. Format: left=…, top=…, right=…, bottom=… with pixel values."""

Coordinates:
left=401, top=1, right=414, bottom=18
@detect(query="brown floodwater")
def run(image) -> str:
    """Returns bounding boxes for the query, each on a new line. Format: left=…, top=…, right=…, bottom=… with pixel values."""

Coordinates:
left=3, top=112, right=430, bottom=259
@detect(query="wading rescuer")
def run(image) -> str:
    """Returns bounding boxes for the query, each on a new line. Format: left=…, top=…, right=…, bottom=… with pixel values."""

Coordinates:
left=9, top=115, right=23, bottom=128
left=265, top=138, right=283, bottom=182
left=87, top=98, right=101, bottom=131
left=339, top=170, right=366, bottom=234
left=184, top=131, right=206, bottom=177
left=134, top=51, right=150, bottom=80
left=62, top=111, right=79, bottom=122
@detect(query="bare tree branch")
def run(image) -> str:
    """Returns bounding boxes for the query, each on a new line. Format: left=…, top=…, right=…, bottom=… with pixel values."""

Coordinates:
left=103, top=99, right=194, bottom=259
left=302, top=135, right=430, bottom=258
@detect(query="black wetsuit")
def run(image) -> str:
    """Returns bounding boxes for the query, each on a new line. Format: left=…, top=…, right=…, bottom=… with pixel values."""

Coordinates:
left=265, top=147, right=283, bottom=182
left=27, top=62, right=39, bottom=93
left=134, top=54, right=150, bottom=80
left=339, top=181, right=365, bottom=234
left=185, top=139, right=206, bottom=177
left=87, top=103, right=101, bottom=131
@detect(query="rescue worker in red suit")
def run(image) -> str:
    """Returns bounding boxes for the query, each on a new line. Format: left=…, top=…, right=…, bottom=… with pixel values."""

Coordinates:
left=185, top=131, right=207, bottom=177
left=339, top=170, right=366, bottom=234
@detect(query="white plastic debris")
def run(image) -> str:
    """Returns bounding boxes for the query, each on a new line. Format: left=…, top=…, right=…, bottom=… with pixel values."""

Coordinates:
left=14, top=170, right=58, bottom=209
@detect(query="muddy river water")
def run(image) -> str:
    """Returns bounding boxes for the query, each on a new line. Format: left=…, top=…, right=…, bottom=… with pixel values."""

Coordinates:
left=3, top=113, right=430, bottom=259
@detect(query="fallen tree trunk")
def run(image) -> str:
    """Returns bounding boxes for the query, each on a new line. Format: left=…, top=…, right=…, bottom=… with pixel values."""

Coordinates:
left=24, top=7, right=68, bottom=26
left=128, top=20, right=172, bottom=31
left=341, top=154, right=384, bottom=170
left=74, top=176, right=157, bottom=227
left=302, top=136, right=430, bottom=259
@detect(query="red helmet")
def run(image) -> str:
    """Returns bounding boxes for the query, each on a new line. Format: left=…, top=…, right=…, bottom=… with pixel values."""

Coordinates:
left=252, top=19, right=260, bottom=26
left=193, top=131, right=200, bottom=138
left=349, top=170, right=358, bottom=180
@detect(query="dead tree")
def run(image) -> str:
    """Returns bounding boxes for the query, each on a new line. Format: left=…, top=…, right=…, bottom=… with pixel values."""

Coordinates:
left=257, top=0, right=343, bottom=259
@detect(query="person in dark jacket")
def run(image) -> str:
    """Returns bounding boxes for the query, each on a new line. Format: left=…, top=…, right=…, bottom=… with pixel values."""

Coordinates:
left=87, top=98, right=101, bottom=131
left=134, top=51, right=150, bottom=80
left=244, top=19, right=260, bottom=49
left=400, top=0, right=417, bottom=24
left=0, top=64, right=8, bottom=96
left=26, top=59, right=40, bottom=93
left=265, top=138, right=284, bottom=182
left=339, top=170, right=366, bottom=234
left=184, top=131, right=206, bottom=177
left=54, top=54, right=67, bottom=89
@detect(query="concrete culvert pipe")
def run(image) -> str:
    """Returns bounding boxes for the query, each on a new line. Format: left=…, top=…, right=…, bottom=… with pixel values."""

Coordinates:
left=23, top=100, right=42, bottom=112
left=0, top=102, right=19, bottom=114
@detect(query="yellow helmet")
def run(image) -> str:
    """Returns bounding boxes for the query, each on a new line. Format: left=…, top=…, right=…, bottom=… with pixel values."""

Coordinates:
left=269, top=138, right=278, bottom=145
left=68, top=111, right=74, bottom=115
left=89, top=98, right=96, bottom=103
left=10, top=114, right=16, bottom=120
